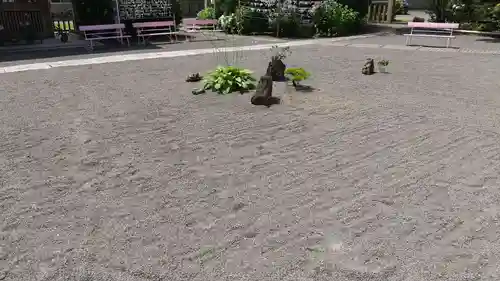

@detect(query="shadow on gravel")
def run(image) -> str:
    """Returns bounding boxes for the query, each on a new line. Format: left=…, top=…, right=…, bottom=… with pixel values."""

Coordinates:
left=408, top=44, right=460, bottom=49
left=475, top=37, right=500, bottom=43
left=294, top=85, right=316, bottom=93
left=0, top=34, right=224, bottom=64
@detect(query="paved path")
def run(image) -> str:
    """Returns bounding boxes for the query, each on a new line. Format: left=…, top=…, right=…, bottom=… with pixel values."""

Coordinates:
left=2, top=34, right=500, bottom=281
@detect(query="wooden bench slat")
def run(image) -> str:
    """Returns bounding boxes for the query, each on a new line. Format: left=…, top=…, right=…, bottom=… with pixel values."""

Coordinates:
left=79, top=24, right=125, bottom=31
left=405, top=21, right=458, bottom=48
left=407, top=22, right=459, bottom=29
left=404, top=34, right=455, bottom=38
left=133, top=21, right=175, bottom=28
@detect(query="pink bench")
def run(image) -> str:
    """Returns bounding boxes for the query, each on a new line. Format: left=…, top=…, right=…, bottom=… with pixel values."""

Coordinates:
left=181, top=19, right=220, bottom=33
left=132, top=21, right=179, bottom=44
left=79, top=24, right=130, bottom=51
left=404, top=22, right=459, bottom=48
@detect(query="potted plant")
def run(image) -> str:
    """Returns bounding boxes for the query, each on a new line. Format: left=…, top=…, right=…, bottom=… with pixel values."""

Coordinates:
left=54, top=26, right=69, bottom=43
left=377, top=59, right=389, bottom=73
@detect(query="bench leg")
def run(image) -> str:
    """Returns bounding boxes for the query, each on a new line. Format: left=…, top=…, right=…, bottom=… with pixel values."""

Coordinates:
left=446, top=38, right=451, bottom=48
left=89, top=40, right=94, bottom=52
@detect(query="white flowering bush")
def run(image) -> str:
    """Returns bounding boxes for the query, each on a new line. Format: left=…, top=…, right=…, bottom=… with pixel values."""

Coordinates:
left=219, top=14, right=237, bottom=33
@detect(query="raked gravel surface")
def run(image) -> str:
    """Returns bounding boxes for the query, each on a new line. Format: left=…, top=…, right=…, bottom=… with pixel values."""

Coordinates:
left=2, top=44, right=500, bottom=281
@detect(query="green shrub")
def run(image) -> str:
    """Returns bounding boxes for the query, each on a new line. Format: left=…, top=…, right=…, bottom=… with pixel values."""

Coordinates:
left=197, top=7, right=216, bottom=19
left=393, top=0, right=403, bottom=16
left=216, top=0, right=239, bottom=15
left=219, top=14, right=237, bottom=33
left=172, top=0, right=183, bottom=26
left=426, top=0, right=451, bottom=22
left=285, top=67, right=311, bottom=86
left=312, top=0, right=361, bottom=37
left=270, top=10, right=301, bottom=37
left=336, top=0, right=369, bottom=18
left=203, top=66, right=257, bottom=94
left=238, top=8, right=269, bottom=34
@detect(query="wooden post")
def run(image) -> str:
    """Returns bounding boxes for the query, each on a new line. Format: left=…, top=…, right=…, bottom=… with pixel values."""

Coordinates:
left=367, top=3, right=372, bottom=22
left=387, top=0, right=394, bottom=23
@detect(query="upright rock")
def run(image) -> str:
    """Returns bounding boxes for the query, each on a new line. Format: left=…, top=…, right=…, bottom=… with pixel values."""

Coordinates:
left=267, top=59, right=286, bottom=82
left=251, top=75, right=281, bottom=107
left=361, top=58, right=375, bottom=75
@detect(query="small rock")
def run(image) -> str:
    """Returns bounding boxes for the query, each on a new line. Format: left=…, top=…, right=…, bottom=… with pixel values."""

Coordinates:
left=186, top=73, right=202, bottom=82
left=232, top=202, right=245, bottom=212
left=361, top=58, right=375, bottom=75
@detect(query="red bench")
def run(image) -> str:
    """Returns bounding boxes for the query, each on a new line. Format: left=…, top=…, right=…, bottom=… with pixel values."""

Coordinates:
left=404, top=22, right=459, bottom=48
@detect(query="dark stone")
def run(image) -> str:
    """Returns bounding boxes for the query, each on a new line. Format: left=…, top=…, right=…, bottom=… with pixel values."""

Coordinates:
left=191, top=88, right=206, bottom=95
left=361, top=58, right=374, bottom=75
left=267, top=59, right=286, bottom=82
left=251, top=75, right=280, bottom=107
left=186, top=73, right=202, bottom=82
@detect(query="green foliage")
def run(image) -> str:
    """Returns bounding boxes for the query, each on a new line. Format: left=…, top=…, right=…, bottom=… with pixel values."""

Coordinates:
left=238, top=8, right=270, bottom=34
left=336, top=0, right=370, bottom=18
left=219, top=14, right=238, bottom=33
left=203, top=66, right=257, bottom=94
left=270, top=9, right=301, bottom=37
left=312, top=0, right=361, bottom=37
left=219, top=8, right=270, bottom=35
left=285, top=68, right=311, bottom=83
left=198, top=7, right=216, bottom=19
left=427, top=0, right=500, bottom=30
left=171, top=0, right=183, bottom=26
left=393, top=0, right=404, bottom=16
left=378, top=59, right=390, bottom=66
left=216, top=0, right=239, bottom=15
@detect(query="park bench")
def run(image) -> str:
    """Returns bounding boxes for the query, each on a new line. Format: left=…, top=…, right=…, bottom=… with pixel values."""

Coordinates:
left=79, top=24, right=130, bottom=50
left=181, top=19, right=221, bottom=40
left=133, top=21, right=179, bottom=45
left=404, top=22, right=459, bottom=48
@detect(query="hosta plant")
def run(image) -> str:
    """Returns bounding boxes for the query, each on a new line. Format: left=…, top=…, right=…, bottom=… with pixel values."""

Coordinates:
left=285, top=67, right=311, bottom=87
left=202, top=66, right=257, bottom=94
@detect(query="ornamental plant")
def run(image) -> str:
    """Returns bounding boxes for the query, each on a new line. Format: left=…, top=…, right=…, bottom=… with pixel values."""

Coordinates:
left=285, top=67, right=311, bottom=87
left=202, top=66, right=257, bottom=94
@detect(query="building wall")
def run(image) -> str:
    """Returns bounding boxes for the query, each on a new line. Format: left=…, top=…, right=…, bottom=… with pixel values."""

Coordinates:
left=0, top=0, right=53, bottom=39
left=181, top=0, right=205, bottom=17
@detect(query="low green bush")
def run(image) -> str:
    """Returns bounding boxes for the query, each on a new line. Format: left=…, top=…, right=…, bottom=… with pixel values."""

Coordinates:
left=219, top=14, right=237, bottom=33
left=270, top=10, right=301, bottom=37
left=197, top=7, right=216, bottom=19
left=285, top=67, right=311, bottom=86
left=312, top=0, right=361, bottom=37
left=238, top=8, right=269, bottom=34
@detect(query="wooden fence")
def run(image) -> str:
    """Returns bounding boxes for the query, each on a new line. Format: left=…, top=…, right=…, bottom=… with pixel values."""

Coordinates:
left=0, top=10, right=45, bottom=42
